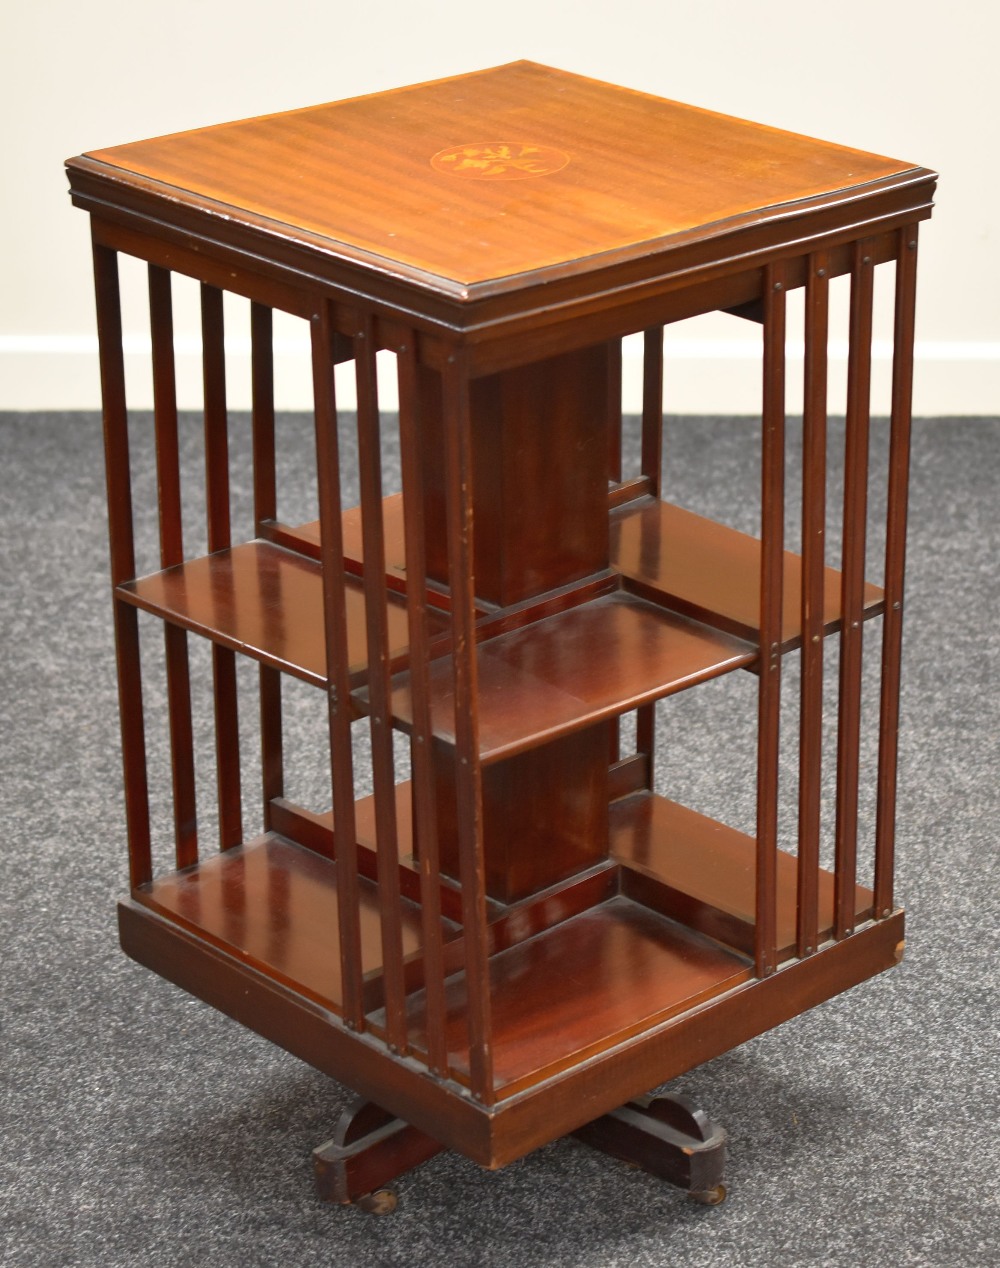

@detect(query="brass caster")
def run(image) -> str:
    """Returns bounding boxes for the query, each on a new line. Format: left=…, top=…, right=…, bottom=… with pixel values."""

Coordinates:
left=354, top=1188, right=398, bottom=1215
left=688, top=1184, right=727, bottom=1207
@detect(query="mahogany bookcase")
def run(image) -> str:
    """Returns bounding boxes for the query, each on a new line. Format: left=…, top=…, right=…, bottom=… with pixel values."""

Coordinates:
left=67, top=62, right=936, bottom=1211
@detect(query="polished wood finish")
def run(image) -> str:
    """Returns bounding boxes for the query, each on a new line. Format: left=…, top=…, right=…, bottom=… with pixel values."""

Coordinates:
left=796, top=250, right=829, bottom=957
left=611, top=498, right=884, bottom=648
left=72, top=64, right=931, bottom=1207
left=398, top=896, right=750, bottom=1095
left=381, top=593, right=753, bottom=764
left=430, top=723, right=612, bottom=903
left=609, top=792, right=873, bottom=959
left=418, top=345, right=610, bottom=607
left=79, top=62, right=917, bottom=295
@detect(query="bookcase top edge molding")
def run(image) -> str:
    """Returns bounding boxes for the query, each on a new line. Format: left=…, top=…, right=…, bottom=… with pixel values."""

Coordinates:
left=66, top=61, right=936, bottom=322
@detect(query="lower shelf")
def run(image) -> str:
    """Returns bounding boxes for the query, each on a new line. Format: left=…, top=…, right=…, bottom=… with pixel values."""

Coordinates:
left=132, top=835, right=460, bottom=1015
left=120, top=884, right=906, bottom=1167
left=391, top=897, right=750, bottom=1096
left=610, top=792, right=875, bottom=958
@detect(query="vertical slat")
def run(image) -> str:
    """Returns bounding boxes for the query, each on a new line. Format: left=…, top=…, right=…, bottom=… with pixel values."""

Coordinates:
left=607, top=338, right=623, bottom=483
left=397, top=338, right=448, bottom=1077
left=149, top=264, right=197, bottom=870
left=354, top=315, right=407, bottom=1053
left=796, top=251, right=829, bottom=957
left=251, top=302, right=283, bottom=826
left=634, top=325, right=665, bottom=779
left=607, top=337, right=623, bottom=763
left=442, top=350, right=494, bottom=1105
left=835, top=242, right=875, bottom=938
left=311, top=301, right=365, bottom=1030
left=641, top=326, right=664, bottom=494
left=875, top=227, right=919, bottom=917
left=250, top=302, right=277, bottom=529
left=201, top=283, right=243, bottom=849
left=93, top=238, right=151, bottom=889
left=755, top=261, right=787, bottom=979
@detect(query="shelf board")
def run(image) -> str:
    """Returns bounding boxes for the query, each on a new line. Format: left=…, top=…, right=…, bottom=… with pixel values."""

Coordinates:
left=610, top=498, right=885, bottom=647
left=132, top=834, right=458, bottom=1016
left=373, top=592, right=753, bottom=764
left=610, top=791, right=874, bottom=958
left=397, top=896, right=751, bottom=1095
left=119, top=540, right=446, bottom=687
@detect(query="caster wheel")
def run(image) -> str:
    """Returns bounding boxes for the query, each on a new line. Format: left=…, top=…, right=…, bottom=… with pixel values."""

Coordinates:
left=689, top=1184, right=727, bottom=1207
left=354, top=1189, right=398, bottom=1215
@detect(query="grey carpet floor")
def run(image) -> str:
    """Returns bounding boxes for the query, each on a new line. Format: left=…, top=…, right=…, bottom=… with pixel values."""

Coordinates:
left=1, top=412, right=997, bottom=1268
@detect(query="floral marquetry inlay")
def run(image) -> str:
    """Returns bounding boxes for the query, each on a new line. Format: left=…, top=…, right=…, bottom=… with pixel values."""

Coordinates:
left=431, top=142, right=570, bottom=180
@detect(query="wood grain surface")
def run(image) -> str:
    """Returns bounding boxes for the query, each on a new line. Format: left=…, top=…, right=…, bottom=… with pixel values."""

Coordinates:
left=81, top=62, right=915, bottom=289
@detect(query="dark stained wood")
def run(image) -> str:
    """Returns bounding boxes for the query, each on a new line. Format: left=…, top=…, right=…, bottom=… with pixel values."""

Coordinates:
left=611, top=498, right=884, bottom=648
left=313, top=1097, right=444, bottom=1208
left=835, top=241, right=875, bottom=938
left=440, top=353, right=495, bottom=1104
left=118, top=894, right=905, bottom=1167
left=75, top=66, right=928, bottom=1194
left=486, top=911, right=906, bottom=1168
left=573, top=1093, right=726, bottom=1200
left=607, top=338, right=623, bottom=482
left=92, top=241, right=151, bottom=888
left=430, top=724, right=611, bottom=903
left=796, top=250, right=830, bottom=957
left=402, top=896, right=750, bottom=1094
left=875, top=226, right=919, bottom=918
left=418, top=344, right=610, bottom=607
left=131, top=834, right=453, bottom=1016
left=641, top=327, right=664, bottom=495
left=380, top=593, right=753, bottom=765
left=148, top=264, right=198, bottom=869
left=200, top=283, right=243, bottom=849
left=398, top=337, right=449, bottom=1076
left=120, top=540, right=437, bottom=688
left=610, top=792, right=873, bottom=958
left=755, top=261, right=786, bottom=979
left=354, top=318, right=408, bottom=1053
left=312, top=302, right=365, bottom=1030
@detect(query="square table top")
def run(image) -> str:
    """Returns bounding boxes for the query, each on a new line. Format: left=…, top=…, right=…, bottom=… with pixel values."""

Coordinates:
left=69, top=61, right=930, bottom=304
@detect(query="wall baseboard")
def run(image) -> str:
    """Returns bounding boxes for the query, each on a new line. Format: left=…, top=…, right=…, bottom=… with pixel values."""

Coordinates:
left=2, top=336, right=997, bottom=415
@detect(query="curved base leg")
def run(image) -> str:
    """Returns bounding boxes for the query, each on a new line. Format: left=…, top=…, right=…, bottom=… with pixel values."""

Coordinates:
left=572, top=1091, right=727, bottom=1204
left=313, top=1096, right=444, bottom=1213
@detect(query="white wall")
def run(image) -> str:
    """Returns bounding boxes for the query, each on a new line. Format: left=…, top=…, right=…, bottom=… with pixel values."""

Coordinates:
left=3, top=0, right=997, bottom=414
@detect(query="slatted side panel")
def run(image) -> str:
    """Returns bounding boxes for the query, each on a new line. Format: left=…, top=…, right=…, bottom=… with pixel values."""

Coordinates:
left=354, top=317, right=408, bottom=1054
left=311, top=301, right=366, bottom=1031
left=92, top=239, right=152, bottom=890
left=397, top=337, right=449, bottom=1078
left=148, top=264, right=199, bottom=871
left=759, top=233, right=918, bottom=976
left=755, top=261, right=787, bottom=979
left=796, top=251, right=829, bottom=958
left=834, top=241, right=876, bottom=939
left=441, top=353, right=495, bottom=1105
left=251, top=302, right=284, bottom=830
left=201, top=283, right=243, bottom=851
left=874, top=226, right=920, bottom=918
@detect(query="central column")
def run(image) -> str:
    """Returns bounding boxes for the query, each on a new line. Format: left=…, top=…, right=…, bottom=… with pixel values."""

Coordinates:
left=416, top=342, right=616, bottom=904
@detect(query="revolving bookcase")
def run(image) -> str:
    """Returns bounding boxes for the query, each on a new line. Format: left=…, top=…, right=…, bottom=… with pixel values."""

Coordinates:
left=67, top=62, right=935, bottom=1209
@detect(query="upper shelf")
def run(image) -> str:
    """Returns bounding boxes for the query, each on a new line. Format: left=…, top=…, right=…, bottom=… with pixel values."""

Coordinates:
left=119, top=540, right=446, bottom=688
left=369, top=591, right=752, bottom=764
left=611, top=497, right=885, bottom=648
